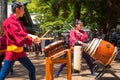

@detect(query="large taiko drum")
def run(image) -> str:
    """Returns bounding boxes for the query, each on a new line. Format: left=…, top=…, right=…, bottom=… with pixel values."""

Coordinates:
left=84, top=38, right=117, bottom=66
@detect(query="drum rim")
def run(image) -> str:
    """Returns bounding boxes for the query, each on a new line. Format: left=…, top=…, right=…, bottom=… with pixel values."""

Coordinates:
left=90, top=39, right=102, bottom=57
left=88, top=38, right=99, bottom=55
left=43, top=40, right=64, bottom=50
left=85, top=38, right=96, bottom=52
left=105, top=47, right=117, bottom=66
left=86, top=38, right=101, bottom=56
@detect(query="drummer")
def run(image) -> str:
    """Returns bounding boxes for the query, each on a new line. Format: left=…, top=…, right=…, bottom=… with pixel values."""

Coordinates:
left=55, top=19, right=97, bottom=77
left=0, top=1, right=40, bottom=80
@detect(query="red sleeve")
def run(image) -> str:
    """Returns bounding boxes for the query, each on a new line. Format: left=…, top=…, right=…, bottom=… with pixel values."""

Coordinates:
left=0, top=36, right=7, bottom=50
left=3, top=21, right=28, bottom=44
left=80, top=31, right=88, bottom=42
left=70, top=30, right=77, bottom=46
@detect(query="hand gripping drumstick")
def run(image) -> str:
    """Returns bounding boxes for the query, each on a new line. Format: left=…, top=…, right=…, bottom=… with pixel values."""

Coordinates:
left=38, top=37, right=54, bottom=40
left=28, top=30, right=54, bottom=40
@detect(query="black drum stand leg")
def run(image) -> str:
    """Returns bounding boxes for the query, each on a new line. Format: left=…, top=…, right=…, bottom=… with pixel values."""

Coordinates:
left=94, top=61, right=120, bottom=80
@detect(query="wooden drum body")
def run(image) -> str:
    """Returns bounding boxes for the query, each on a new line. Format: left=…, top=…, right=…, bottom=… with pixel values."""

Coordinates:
left=43, top=40, right=65, bottom=57
left=84, top=38, right=117, bottom=66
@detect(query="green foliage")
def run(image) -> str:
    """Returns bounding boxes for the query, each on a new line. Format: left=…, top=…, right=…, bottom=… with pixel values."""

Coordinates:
left=8, top=0, right=27, bottom=2
left=8, top=0, right=120, bottom=34
left=25, top=0, right=73, bottom=35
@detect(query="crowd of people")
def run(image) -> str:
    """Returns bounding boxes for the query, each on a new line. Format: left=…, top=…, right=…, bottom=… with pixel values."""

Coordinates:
left=87, top=27, right=120, bottom=47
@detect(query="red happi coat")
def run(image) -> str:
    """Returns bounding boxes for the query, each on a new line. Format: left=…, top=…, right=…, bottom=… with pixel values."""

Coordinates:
left=70, top=28, right=88, bottom=46
left=3, top=14, right=32, bottom=60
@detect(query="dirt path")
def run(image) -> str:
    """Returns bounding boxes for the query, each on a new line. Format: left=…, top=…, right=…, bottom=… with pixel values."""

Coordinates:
left=5, top=53, right=120, bottom=80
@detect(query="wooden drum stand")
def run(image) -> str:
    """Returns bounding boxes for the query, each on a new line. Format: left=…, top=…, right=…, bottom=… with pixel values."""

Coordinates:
left=43, top=40, right=72, bottom=80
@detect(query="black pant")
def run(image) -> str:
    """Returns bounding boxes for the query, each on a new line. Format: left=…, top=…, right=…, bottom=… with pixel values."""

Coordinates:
left=0, top=55, right=5, bottom=70
left=82, top=51, right=95, bottom=73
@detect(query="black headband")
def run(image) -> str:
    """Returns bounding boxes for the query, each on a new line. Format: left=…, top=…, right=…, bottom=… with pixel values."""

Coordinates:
left=11, top=2, right=24, bottom=13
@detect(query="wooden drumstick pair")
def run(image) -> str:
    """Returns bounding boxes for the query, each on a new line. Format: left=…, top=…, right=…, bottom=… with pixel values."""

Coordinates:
left=28, top=30, right=54, bottom=44
left=38, top=37, right=54, bottom=40
left=39, top=30, right=54, bottom=40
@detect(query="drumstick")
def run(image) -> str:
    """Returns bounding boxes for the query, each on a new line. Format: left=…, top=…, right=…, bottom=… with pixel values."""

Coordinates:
left=69, top=24, right=73, bottom=28
left=41, top=30, right=50, bottom=38
left=38, top=37, right=54, bottom=40
left=78, top=41, right=88, bottom=47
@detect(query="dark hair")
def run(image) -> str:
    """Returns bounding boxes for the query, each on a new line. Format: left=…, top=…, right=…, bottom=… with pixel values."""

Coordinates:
left=11, top=2, right=24, bottom=13
left=75, top=19, right=83, bottom=25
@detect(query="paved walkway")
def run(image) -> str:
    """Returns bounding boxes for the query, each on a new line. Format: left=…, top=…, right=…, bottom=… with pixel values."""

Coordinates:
left=5, top=53, right=120, bottom=80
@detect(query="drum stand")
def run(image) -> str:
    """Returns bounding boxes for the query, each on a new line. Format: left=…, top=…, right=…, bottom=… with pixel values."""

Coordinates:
left=45, top=49, right=72, bottom=80
left=93, top=61, right=120, bottom=80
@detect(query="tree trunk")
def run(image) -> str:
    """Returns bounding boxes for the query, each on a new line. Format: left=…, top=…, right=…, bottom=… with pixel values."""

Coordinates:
left=74, top=1, right=81, bottom=22
left=106, top=0, right=119, bottom=31
left=1, top=0, right=7, bottom=23
left=0, top=0, right=2, bottom=23
left=0, top=0, right=7, bottom=34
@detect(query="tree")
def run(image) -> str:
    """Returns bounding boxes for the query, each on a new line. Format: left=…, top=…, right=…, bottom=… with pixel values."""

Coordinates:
left=0, top=0, right=7, bottom=34
left=14, top=0, right=120, bottom=38
left=0, top=0, right=7, bottom=23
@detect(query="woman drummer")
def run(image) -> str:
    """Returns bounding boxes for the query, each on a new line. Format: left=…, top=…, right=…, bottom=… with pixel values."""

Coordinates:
left=55, top=19, right=97, bottom=77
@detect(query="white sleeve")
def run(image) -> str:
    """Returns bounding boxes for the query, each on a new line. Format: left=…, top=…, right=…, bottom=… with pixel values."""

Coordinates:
left=27, top=34, right=38, bottom=39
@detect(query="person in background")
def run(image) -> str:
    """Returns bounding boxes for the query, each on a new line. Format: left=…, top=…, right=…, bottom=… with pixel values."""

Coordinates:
left=0, top=2, right=40, bottom=80
left=98, top=29, right=105, bottom=39
left=113, top=28, right=120, bottom=47
left=108, top=28, right=116, bottom=45
left=0, top=34, right=14, bottom=75
left=0, top=35, right=6, bottom=71
left=55, top=19, right=97, bottom=77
